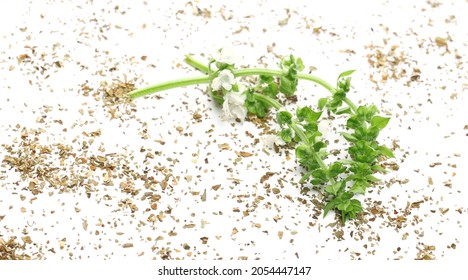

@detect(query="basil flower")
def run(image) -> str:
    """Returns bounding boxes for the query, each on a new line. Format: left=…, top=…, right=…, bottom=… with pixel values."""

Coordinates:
left=222, top=91, right=247, bottom=121
left=211, top=69, right=236, bottom=91
left=212, top=46, right=239, bottom=65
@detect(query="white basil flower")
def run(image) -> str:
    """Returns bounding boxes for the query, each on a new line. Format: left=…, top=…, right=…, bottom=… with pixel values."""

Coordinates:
left=222, top=91, right=247, bottom=121
left=261, top=134, right=285, bottom=147
left=212, top=46, right=239, bottom=65
left=211, top=69, right=236, bottom=91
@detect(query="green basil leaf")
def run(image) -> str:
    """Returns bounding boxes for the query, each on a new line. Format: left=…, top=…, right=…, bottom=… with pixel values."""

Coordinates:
left=338, top=69, right=356, bottom=80
left=299, top=171, right=314, bottom=184
left=371, top=116, right=390, bottom=129
left=259, top=75, right=274, bottom=84
left=276, top=111, right=293, bottom=125
left=296, top=107, right=322, bottom=123
left=340, top=191, right=354, bottom=201
left=366, top=126, right=380, bottom=141
left=313, top=141, right=326, bottom=152
left=343, top=199, right=363, bottom=221
left=296, top=57, right=305, bottom=71
left=279, top=128, right=293, bottom=143
left=371, top=164, right=387, bottom=172
left=365, top=105, right=379, bottom=120
left=335, top=107, right=352, bottom=115
left=263, top=82, right=278, bottom=98
left=312, top=169, right=328, bottom=181
left=349, top=142, right=379, bottom=164
left=303, top=124, right=319, bottom=137
left=295, top=144, right=310, bottom=159
left=279, top=76, right=296, bottom=96
left=349, top=161, right=373, bottom=176
left=318, top=97, right=329, bottom=110
left=346, top=116, right=361, bottom=129
left=378, top=145, right=395, bottom=158
left=337, top=77, right=352, bottom=93
left=325, top=181, right=344, bottom=196
left=323, top=201, right=335, bottom=217
left=350, top=180, right=369, bottom=194
left=366, top=174, right=380, bottom=182
left=329, top=162, right=347, bottom=178
left=341, top=132, right=357, bottom=143
left=255, top=104, right=268, bottom=118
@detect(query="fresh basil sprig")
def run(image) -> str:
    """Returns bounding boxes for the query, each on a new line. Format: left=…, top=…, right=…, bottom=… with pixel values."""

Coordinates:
left=128, top=51, right=395, bottom=224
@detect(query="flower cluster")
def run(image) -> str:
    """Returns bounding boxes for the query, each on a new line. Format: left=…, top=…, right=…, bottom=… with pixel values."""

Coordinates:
left=211, top=69, right=235, bottom=91
left=209, top=47, right=248, bottom=121
left=222, top=91, right=247, bottom=120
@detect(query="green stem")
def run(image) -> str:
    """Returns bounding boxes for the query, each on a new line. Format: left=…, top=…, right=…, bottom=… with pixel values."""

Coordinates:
left=130, top=56, right=337, bottom=100
left=129, top=76, right=211, bottom=99
left=343, top=97, right=358, bottom=114
left=297, top=73, right=335, bottom=93
left=234, top=69, right=335, bottom=93
left=252, top=92, right=282, bottom=110
left=289, top=122, right=334, bottom=184
left=184, top=55, right=210, bottom=74
left=185, top=55, right=335, bottom=93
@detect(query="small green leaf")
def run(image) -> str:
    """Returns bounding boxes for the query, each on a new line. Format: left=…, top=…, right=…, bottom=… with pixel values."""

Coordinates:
left=210, top=93, right=224, bottom=105
left=350, top=180, right=369, bottom=194
left=276, top=111, right=293, bottom=125
left=305, top=128, right=321, bottom=139
left=318, top=98, right=328, bottom=110
left=335, top=107, right=352, bottom=115
left=214, top=61, right=232, bottom=71
left=356, top=105, right=379, bottom=121
left=339, top=191, right=354, bottom=201
left=259, top=75, right=274, bottom=84
left=255, top=105, right=267, bottom=118
left=378, top=145, right=395, bottom=158
left=325, top=181, right=344, bottom=196
left=313, top=141, right=326, bottom=152
left=312, top=169, right=327, bottom=181
left=295, top=144, right=310, bottom=159
left=278, top=55, right=303, bottom=96
left=296, top=107, right=322, bottom=123
left=329, top=162, right=346, bottom=178
left=356, top=106, right=367, bottom=117
left=279, top=128, right=293, bottom=143
left=330, top=192, right=363, bottom=223
left=338, top=70, right=356, bottom=80
left=244, top=89, right=270, bottom=118
left=365, top=105, right=379, bottom=120
left=371, top=116, right=390, bottom=129
left=346, top=116, right=361, bottom=129
left=263, top=83, right=278, bottom=98
left=323, top=201, right=335, bottom=217
left=365, top=174, right=380, bottom=182
left=296, top=57, right=305, bottom=71
left=339, top=199, right=363, bottom=223
left=303, top=123, right=319, bottom=136
left=349, top=141, right=379, bottom=164
left=328, top=97, right=344, bottom=113
left=337, top=77, right=351, bottom=92
left=371, top=164, right=387, bottom=172
left=299, top=171, right=314, bottom=184
left=362, top=126, right=380, bottom=141
left=279, top=76, right=296, bottom=96
left=341, top=132, right=357, bottom=143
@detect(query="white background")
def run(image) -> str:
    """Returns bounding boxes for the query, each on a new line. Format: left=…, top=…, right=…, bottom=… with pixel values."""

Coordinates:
left=1, top=0, right=467, bottom=277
